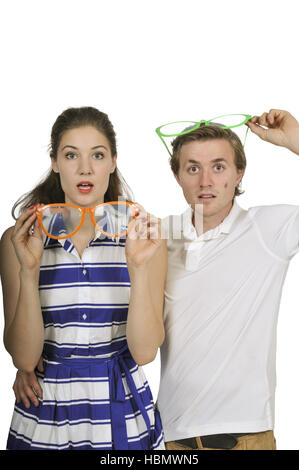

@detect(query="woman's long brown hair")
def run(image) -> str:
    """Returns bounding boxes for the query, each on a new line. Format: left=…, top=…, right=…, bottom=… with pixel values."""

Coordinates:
left=12, top=107, right=134, bottom=219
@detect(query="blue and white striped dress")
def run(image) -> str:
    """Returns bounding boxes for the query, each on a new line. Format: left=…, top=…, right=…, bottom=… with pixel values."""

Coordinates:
left=7, top=224, right=165, bottom=450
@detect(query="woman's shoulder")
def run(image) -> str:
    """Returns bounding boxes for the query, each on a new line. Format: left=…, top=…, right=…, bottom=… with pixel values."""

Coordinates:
left=0, top=226, right=18, bottom=277
left=0, top=225, right=15, bottom=246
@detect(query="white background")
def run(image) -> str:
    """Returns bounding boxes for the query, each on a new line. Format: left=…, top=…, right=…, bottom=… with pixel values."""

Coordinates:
left=0, top=0, right=299, bottom=450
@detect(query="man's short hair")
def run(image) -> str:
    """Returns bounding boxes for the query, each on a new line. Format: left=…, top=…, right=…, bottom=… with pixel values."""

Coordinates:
left=170, top=125, right=247, bottom=198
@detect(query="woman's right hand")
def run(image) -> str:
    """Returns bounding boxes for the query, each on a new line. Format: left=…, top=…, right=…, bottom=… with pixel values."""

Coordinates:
left=10, top=205, right=44, bottom=272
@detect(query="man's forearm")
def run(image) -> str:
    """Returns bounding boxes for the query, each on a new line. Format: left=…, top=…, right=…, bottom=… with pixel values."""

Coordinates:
left=286, top=131, right=299, bottom=156
left=5, top=270, right=44, bottom=372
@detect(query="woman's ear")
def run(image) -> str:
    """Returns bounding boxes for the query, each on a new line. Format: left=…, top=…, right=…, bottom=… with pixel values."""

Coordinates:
left=51, top=157, right=59, bottom=173
left=111, top=153, right=117, bottom=173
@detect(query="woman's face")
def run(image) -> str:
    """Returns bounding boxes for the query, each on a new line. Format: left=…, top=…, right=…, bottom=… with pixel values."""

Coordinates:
left=51, top=125, right=117, bottom=207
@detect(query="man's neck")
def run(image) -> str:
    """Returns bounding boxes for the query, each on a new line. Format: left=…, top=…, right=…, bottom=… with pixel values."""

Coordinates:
left=192, top=201, right=234, bottom=236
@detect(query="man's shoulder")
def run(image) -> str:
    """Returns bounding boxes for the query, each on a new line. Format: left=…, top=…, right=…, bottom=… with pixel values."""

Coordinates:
left=248, top=203, right=299, bottom=218
left=247, top=204, right=299, bottom=232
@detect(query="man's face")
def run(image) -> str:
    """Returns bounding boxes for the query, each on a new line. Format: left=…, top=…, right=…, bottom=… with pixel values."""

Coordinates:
left=174, top=138, right=244, bottom=221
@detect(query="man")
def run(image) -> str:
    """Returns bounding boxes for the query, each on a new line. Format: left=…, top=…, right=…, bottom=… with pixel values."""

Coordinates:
left=157, top=109, right=299, bottom=450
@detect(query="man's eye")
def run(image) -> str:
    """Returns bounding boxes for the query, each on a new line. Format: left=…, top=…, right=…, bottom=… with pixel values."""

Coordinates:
left=189, top=166, right=198, bottom=173
left=215, top=164, right=224, bottom=171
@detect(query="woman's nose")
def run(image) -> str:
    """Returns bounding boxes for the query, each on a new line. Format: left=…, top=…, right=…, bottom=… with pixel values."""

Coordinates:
left=78, top=159, right=92, bottom=174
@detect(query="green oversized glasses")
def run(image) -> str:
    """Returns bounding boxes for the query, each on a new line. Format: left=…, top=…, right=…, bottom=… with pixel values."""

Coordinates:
left=155, top=113, right=252, bottom=156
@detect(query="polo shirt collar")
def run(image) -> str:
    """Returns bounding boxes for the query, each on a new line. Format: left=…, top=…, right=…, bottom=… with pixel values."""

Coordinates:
left=182, top=199, right=243, bottom=241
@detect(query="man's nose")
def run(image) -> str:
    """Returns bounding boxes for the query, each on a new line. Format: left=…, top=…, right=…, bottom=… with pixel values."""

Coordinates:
left=199, top=169, right=213, bottom=187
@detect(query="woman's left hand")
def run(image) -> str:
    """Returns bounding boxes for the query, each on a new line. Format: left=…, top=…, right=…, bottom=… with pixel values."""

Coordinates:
left=125, top=203, right=163, bottom=268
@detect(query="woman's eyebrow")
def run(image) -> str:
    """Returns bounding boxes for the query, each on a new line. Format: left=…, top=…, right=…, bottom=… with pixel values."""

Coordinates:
left=91, top=145, right=108, bottom=150
left=61, top=144, right=108, bottom=151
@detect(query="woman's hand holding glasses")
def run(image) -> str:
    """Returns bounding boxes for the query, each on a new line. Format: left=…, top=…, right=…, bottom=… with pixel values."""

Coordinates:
left=11, top=205, right=44, bottom=275
left=125, top=203, right=163, bottom=269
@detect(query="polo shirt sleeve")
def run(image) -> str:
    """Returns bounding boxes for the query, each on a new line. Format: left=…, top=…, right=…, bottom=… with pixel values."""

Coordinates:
left=249, top=204, right=299, bottom=260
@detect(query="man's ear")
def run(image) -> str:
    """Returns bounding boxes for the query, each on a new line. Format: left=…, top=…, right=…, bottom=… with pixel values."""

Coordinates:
left=51, top=157, right=59, bottom=173
left=236, top=169, right=244, bottom=186
left=173, top=172, right=181, bottom=187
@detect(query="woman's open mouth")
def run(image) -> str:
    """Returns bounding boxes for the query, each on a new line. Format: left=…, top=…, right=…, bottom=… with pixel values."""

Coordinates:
left=77, top=181, right=94, bottom=194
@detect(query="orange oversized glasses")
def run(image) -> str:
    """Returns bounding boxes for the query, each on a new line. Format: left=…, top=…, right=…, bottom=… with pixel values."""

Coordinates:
left=36, top=201, right=138, bottom=240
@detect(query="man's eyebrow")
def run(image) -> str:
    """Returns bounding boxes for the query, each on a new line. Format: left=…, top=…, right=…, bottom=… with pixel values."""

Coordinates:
left=184, top=157, right=228, bottom=165
left=210, top=158, right=228, bottom=163
left=61, top=144, right=108, bottom=151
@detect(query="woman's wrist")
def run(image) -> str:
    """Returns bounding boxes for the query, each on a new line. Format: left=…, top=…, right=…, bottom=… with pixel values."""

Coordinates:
left=127, top=262, right=149, bottom=281
left=19, top=267, right=40, bottom=283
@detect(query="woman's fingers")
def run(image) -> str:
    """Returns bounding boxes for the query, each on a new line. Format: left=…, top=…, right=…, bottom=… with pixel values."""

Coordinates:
left=128, top=203, right=163, bottom=241
left=14, top=206, right=36, bottom=226
left=134, top=216, right=161, bottom=239
left=30, top=214, right=43, bottom=239
left=12, top=210, right=37, bottom=240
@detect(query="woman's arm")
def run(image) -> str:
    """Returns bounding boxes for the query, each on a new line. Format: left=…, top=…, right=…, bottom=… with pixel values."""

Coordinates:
left=126, top=239, right=167, bottom=365
left=125, top=207, right=167, bottom=365
left=0, top=208, right=44, bottom=372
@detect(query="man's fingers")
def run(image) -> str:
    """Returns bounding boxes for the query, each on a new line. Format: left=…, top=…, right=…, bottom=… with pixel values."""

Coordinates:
left=258, top=112, right=268, bottom=127
left=37, top=357, right=44, bottom=372
left=31, top=379, right=43, bottom=399
left=13, top=384, right=20, bottom=403
left=247, top=121, right=269, bottom=141
left=268, top=109, right=280, bottom=123
left=13, top=370, right=42, bottom=408
left=251, top=110, right=286, bottom=128
left=24, top=385, right=40, bottom=407
left=250, top=116, right=259, bottom=125
left=19, top=390, right=31, bottom=409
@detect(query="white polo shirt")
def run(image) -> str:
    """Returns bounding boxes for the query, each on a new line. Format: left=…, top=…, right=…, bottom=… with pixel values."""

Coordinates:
left=157, top=201, right=299, bottom=442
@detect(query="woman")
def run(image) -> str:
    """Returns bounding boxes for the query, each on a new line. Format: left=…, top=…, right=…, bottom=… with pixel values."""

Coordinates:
left=0, top=106, right=167, bottom=450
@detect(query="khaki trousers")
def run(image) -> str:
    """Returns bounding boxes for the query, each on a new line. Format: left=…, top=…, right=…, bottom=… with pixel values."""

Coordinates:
left=165, top=430, right=276, bottom=450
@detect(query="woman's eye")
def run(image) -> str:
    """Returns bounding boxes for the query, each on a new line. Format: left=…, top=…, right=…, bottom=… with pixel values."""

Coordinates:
left=65, top=152, right=77, bottom=160
left=93, top=153, right=104, bottom=160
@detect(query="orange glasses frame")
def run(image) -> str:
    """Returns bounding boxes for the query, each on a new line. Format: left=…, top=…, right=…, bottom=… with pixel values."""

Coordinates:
left=36, top=201, right=138, bottom=240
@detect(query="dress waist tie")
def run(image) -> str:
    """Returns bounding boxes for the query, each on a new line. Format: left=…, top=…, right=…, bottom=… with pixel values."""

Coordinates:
left=44, top=344, right=153, bottom=450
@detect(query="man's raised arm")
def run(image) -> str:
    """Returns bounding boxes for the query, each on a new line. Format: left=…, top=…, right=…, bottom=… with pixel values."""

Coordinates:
left=247, top=109, right=299, bottom=155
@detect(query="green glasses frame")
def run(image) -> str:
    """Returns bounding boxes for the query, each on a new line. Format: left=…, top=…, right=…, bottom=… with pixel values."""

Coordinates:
left=155, top=113, right=252, bottom=157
